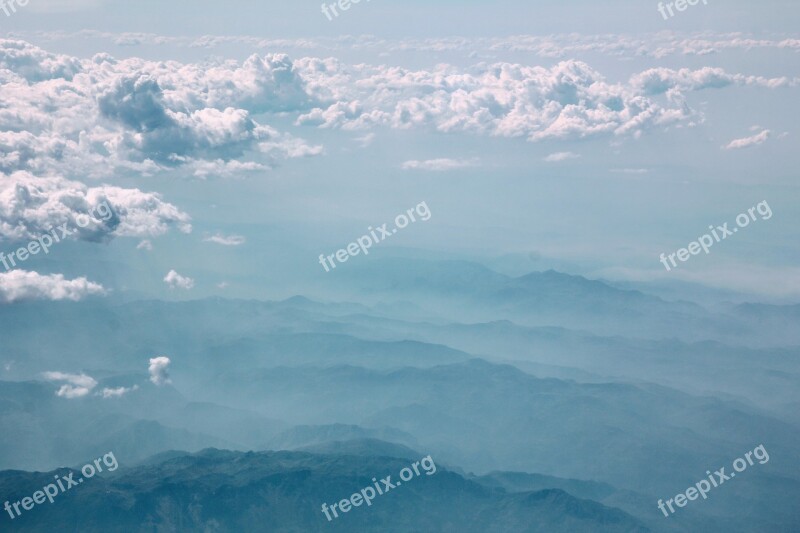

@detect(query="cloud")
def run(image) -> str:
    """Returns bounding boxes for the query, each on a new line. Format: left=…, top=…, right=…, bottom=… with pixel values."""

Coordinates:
left=99, top=385, right=139, bottom=398
left=2, top=38, right=795, bottom=173
left=0, top=271, right=106, bottom=303
left=203, top=233, right=246, bottom=246
left=0, top=40, right=321, bottom=181
left=137, top=239, right=153, bottom=251
left=401, top=158, right=479, bottom=171
left=610, top=168, right=650, bottom=174
left=0, top=172, right=192, bottom=243
left=295, top=59, right=796, bottom=143
left=354, top=133, right=376, bottom=147
left=42, top=371, right=98, bottom=398
left=544, top=152, right=581, bottom=162
left=163, top=270, right=194, bottom=290
left=22, top=30, right=800, bottom=60
left=724, top=129, right=771, bottom=150
left=148, top=356, right=171, bottom=386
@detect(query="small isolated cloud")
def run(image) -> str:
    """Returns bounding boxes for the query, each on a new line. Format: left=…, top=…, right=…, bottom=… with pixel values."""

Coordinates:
left=137, top=239, right=153, bottom=251
left=724, top=129, right=771, bottom=150
left=42, top=371, right=98, bottom=398
left=217, top=281, right=229, bottom=289
left=544, top=152, right=581, bottom=162
left=610, top=168, right=650, bottom=174
left=0, top=271, right=106, bottom=303
left=100, top=385, right=139, bottom=398
left=148, top=356, right=171, bottom=386
left=203, top=233, right=246, bottom=246
left=164, top=270, right=194, bottom=290
left=354, top=133, right=376, bottom=147
left=401, top=158, right=479, bottom=172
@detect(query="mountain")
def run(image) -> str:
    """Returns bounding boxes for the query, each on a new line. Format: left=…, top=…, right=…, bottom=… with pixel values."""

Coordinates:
left=0, top=448, right=649, bottom=533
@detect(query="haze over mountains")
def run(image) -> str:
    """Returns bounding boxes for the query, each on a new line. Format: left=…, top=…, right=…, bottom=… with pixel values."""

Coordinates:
left=2, top=259, right=799, bottom=532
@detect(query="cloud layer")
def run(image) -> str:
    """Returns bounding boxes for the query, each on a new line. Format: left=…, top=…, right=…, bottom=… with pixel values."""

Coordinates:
left=1, top=37, right=795, bottom=182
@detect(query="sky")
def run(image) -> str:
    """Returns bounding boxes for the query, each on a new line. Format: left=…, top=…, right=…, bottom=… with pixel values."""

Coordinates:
left=0, top=0, right=799, bottom=302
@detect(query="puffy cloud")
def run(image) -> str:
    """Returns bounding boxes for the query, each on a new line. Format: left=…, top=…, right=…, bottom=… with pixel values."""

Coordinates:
left=203, top=233, right=245, bottom=246
left=148, top=356, right=171, bottom=386
left=630, top=67, right=795, bottom=98
left=0, top=39, right=81, bottom=82
left=295, top=60, right=690, bottom=142
left=0, top=271, right=106, bottom=302
left=1, top=37, right=795, bottom=176
left=544, top=151, right=581, bottom=162
left=0, top=40, right=321, bottom=180
left=42, top=371, right=98, bottom=398
left=99, top=385, right=139, bottom=398
left=294, top=60, right=794, bottom=143
left=0, top=172, right=191, bottom=243
left=724, top=129, right=771, bottom=150
left=163, top=269, right=194, bottom=290
left=401, top=158, right=479, bottom=171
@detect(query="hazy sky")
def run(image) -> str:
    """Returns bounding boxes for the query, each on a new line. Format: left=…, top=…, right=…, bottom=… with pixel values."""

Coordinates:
left=1, top=0, right=798, bottom=302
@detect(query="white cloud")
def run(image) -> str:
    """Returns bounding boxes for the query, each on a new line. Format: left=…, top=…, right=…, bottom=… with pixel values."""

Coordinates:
left=1, top=38, right=795, bottom=173
left=203, top=233, right=246, bottom=246
left=137, top=239, right=153, bottom=251
left=164, top=270, right=194, bottom=290
left=354, top=133, right=376, bottom=147
left=724, top=129, right=771, bottom=150
left=42, top=371, right=98, bottom=398
left=100, top=385, right=139, bottom=398
left=401, top=158, right=479, bottom=171
left=0, top=40, right=320, bottom=181
left=610, top=168, right=650, bottom=174
left=0, top=271, right=106, bottom=303
left=0, top=172, right=192, bottom=243
left=544, top=152, right=581, bottom=162
left=22, top=31, right=800, bottom=60
left=148, top=356, right=171, bottom=386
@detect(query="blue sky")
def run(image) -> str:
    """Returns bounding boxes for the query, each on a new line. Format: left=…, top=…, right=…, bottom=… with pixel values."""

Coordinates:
left=1, top=0, right=798, bottom=302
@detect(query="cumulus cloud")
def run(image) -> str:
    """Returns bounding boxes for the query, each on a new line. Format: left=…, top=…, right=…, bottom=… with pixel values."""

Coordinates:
left=544, top=152, right=581, bottom=162
left=294, top=59, right=795, bottom=143
left=203, top=233, right=246, bottom=246
left=0, top=172, right=191, bottom=243
left=724, top=129, right=771, bottom=150
left=0, top=40, right=321, bottom=181
left=42, top=371, right=98, bottom=398
left=402, top=158, right=479, bottom=171
left=148, top=356, right=171, bottom=386
left=0, top=38, right=795, bottom=177
left=99, top=385, right=139, bottom=398
left=0, top=271, right=106, bottom=303
left=164, top=269, right=194, bottom=290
